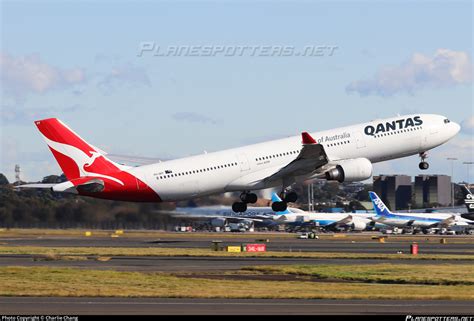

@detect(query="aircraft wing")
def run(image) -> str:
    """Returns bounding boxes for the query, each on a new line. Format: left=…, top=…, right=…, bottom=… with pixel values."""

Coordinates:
left=327, top=215, right=353, bottom=228
left=85, top=143, right=166, bottom=166
left=155, top=210, right=265, bottom=222
left=105, top=154, right=166, bottom=166
left=431, top=215, right=456, bottom=228
left=335, top=215, right=353, bottom=225
left=177, top=214, right=265, bottom=223
left=263, top=132, right=328, bottom=186
left=215, top=216, right=264, bottom=223
left=325, top=215, right=353, bottom=228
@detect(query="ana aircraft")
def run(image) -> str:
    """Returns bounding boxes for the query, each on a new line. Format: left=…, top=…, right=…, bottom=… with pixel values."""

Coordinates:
left=21, top=114, right=459, bottom=212
left=369, top=191, right=474, bottom=231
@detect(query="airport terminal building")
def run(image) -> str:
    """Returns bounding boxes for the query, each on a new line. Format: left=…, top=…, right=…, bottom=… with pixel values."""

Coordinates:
left=373, top=174, right=452, bottom=210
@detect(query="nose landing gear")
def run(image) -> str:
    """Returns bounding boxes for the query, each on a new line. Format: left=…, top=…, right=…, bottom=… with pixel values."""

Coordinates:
left=419, top=152, right=429, bottom=170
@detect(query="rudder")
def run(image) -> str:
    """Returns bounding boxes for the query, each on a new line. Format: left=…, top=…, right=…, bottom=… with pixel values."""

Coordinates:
left=35, top=118, right=124, bottom=180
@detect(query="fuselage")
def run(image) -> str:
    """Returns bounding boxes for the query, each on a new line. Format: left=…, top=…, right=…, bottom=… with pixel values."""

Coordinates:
left=173, top=205, right=377, bottom=229
left=31, top=114, right=460, bottom=204
left=374, top=212, right=473, bottom=228
left=129, top=114, right=460, bottom=201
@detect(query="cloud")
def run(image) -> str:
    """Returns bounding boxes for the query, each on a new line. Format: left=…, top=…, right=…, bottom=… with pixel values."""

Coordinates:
left=0, top=52, right=86, bottom=100
left=172, top=112, right=217, bottom=125
left=346, top=49, right=473, bottom=96
left=97, top=63, right=151, bottom=93
left=429, top=136, right=473, bottom=171
left=1, top=104, right=83, bottom=125
left=0, top=134, right=59, bottom=182
left=461, top=116, right=474, bottom=136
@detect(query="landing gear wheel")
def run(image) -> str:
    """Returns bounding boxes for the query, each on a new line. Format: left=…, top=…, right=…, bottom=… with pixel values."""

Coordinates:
left=418, top=152, right=429, bottom=170
left=232, top=202, right=247, bottom=213
left=284, top=192, right=298, bottom=203
left=240, top=192, right=258, bottom=204
left=272, top=201, right=288, bottom=212
left=419, top=162, right=429, bottom=170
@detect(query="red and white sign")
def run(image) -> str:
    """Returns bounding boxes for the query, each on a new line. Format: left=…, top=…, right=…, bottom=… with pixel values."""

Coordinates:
left=245, top=244, right=266, bottom=252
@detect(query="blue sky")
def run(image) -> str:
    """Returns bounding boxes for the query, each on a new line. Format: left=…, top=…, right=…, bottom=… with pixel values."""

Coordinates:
left=1, top=0, right=473, bottom=183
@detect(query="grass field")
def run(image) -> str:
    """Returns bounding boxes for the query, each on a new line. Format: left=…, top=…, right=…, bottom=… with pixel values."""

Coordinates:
left=241, top=264, right=474, bottom=285
left=1, top=266, right=473, bottom=300
left=1, top=246, right=473, bottom=261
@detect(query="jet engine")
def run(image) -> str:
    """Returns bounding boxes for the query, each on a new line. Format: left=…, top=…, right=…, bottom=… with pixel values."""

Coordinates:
left=350, top=220, right=367, bottom=231
left=325, top=158, right=373, bottom=183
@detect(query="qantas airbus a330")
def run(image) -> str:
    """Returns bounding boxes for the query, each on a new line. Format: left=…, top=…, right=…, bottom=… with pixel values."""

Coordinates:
left=20, top=114, right=460, bottom=212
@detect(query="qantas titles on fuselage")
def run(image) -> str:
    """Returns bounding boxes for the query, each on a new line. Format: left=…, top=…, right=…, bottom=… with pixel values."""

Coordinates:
left=24, top=114, right=460, bottom=211
left=364, top=116, right=423, bottom=136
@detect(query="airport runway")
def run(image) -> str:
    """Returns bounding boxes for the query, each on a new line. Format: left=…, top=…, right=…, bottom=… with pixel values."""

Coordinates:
left=2, top=254, right=467, bottom=272
left=1, top=297, right=473, bottom=315
left=1, top=233, right=472, bottom=314
left=2, top=235, right=473, bottom=255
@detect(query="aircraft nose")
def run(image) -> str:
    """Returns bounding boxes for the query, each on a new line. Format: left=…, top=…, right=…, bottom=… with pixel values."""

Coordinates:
left=452, top=121, right=461, bottom=136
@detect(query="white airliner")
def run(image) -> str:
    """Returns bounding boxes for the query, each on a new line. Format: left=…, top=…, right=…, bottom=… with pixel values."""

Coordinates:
left=22, top=114, right=460, bottom=213
left=369, top=192, right=474, bottom=231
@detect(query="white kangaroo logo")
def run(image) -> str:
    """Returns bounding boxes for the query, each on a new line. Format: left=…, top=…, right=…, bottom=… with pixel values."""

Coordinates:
left=43, top=136, right=124, bottom=186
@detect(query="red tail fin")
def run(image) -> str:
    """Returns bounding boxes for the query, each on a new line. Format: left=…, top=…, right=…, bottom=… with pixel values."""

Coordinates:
left=35, top=118, right=123, bottom=180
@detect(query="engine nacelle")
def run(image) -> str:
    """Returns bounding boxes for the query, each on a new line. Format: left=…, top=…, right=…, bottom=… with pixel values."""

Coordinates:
left=325, top=158, right=373, bottom=183
left=350, top=220, right=367, bottom=231
left=210, top=218, right=227, bottom=227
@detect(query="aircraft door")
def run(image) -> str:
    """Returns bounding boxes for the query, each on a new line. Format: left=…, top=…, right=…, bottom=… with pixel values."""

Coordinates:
left=236, top=153, right=250, bottom=172
left=354, top=132, right=366, bottom=149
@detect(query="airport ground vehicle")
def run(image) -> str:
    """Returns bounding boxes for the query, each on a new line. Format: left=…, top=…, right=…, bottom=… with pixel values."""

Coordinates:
left=298, top=232, right=318, bottom=239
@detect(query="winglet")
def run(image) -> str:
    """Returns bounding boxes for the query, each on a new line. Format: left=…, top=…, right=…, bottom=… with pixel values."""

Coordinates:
left=302, top=132, right=317, bottom=144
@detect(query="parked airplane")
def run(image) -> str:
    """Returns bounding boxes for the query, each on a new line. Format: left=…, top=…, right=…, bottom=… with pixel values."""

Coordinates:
left=369, top=191, right=474, bottom=232
left=168, top=193, right=380, bottom=231
left=20, top=114, right=460, bottom=212
left=166, top=193, right=290, bottom=229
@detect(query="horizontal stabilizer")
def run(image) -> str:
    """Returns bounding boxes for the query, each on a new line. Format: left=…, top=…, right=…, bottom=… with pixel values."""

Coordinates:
left=16, top=183, right=56, bottom=189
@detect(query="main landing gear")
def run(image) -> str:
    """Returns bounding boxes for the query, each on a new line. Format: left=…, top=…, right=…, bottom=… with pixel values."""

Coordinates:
left=232, top=192, right=258, bottom=213
left=271, top=191, right=298, bottom=212
left=419, top=152, right=429, bottom=170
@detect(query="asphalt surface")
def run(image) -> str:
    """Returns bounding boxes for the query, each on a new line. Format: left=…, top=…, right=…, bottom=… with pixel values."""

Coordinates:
left=1, top=234, right=473, bottom=271
left=2, top=235, right=474, bottom=255
left=1, top=297, right=473, bottom=315
left=2, top=254, right=468, bottom=272
left=1, top=233, right=473, bottom=315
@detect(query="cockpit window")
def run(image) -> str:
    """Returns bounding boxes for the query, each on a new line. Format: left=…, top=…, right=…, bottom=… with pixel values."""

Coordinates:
left=444, top=119, right=450, bottom=124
